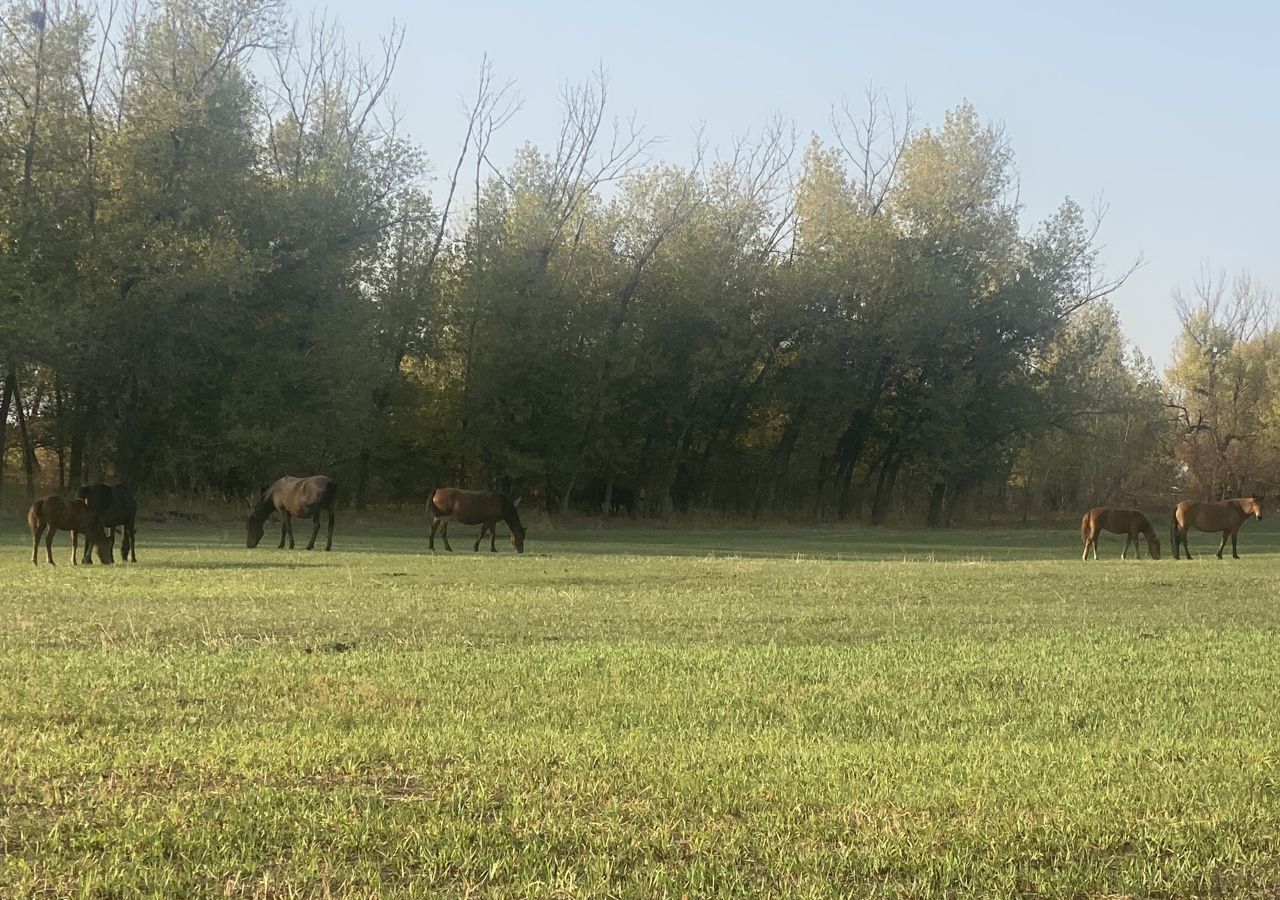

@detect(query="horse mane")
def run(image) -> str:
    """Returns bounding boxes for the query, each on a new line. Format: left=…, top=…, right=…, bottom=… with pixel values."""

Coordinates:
left=248, top=488, right=275, bottom=523
left=501, top=494, right=525, bottom=531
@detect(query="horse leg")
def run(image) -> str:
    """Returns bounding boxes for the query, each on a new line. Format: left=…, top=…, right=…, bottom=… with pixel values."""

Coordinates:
left=1216, top=531, right=1229, bottom=560
left=1231, top=529, right=1240, bottom=560
left=1183, top=529, right=1193, bottom=560
left=128, top=524, right=137, bottom=562
left=490, top=522, right=498, bottom=553
left=45, top=527, right=56, bottom=565
left=441, top=521, right=453, bottom=552
left=306, top=515, right=321, bottom=551
left=32, top=521, right=45, bottom=565
left=278, top=516, right=288, bottom=549
left=82, top=531, right=95, bottom=565
left=474, top=523, right=487, bottom=552
left=429, top=517, right=439, bottom=551
left=1120, top=533, right=1130, bottom=560
left=325, top=507, right=334, bottom=551
left=72, top=530, right=79, bottom=566
left=286, top=514, right=296, bottom=549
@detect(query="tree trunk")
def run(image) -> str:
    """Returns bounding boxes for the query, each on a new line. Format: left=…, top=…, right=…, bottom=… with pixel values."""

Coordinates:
left=68, top=389, right=92, bottom=489
left=834, top=407, right=876, bottom=519
left=753, top=403, right=806, bottom=519
left=0, top=364, right=14, bottom=498
left=870, top=455, right=903, bottom=526
left=650, top=421, right=693, bottom=520
left=927, top=482, right=947, bottom=528
left=13, top=374, right=37, bottom=498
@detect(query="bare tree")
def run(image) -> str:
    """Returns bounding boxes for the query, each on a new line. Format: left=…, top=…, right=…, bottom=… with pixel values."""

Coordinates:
left=831, top=86, right=913, bottom=216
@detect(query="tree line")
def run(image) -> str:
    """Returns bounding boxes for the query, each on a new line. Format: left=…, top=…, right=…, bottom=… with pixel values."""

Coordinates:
left=0, top=0, right=1272, bottom=523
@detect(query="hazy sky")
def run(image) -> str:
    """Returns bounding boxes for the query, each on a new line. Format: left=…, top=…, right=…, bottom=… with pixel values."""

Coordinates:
left=292, top=0, right=1279, bottom=366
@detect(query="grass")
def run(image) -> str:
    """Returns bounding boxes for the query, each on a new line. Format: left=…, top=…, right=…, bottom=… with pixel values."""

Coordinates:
left=2, top=514, right=1280, bottom=897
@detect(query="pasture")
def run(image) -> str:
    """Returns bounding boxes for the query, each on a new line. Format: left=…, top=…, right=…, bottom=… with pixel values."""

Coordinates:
left=2, top=517, right=1280, bottom=898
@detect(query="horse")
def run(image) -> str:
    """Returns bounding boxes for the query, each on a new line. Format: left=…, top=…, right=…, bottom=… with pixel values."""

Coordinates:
left=76, top=483, right=138, bottom=562
left=1172, top=496, right=1264, bottom=560
left=1080, top=507, right=1161, bottom=560
left=247, top=475, right=337, bottom=551
left=428, top=488, right=526, bottom=553
left=28, top=495, right=115, bottom=566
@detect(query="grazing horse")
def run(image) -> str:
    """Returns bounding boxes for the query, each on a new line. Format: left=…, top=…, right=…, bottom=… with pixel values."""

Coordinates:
left=1172, top=496, right=1264, bottom=560
left=28, top=495, right=115, bottom=566
left=247, top=475, right=337, bottom=551
left=428, top=488, right=526, bottom=553
left=1080, top=507, right=1161, bottom=560
left=76, top=483, right=139, bottom=562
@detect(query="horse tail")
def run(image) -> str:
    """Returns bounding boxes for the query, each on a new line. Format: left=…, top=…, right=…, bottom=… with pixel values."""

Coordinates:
left=1080, top=511, right=1089, bottom=546
left=427, top=488, right=443, bottom=518
left=1170, top=506, right=1178, bottom=551
left=27, top=498, right=43, bottom=531
left=321, top=479, right=338, bottom=508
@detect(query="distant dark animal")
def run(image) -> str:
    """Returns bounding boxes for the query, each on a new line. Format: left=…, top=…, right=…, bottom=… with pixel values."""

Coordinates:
left=577, top=477, right=637, bottom=517
left=247, top=475, right=337, bottom=551
left=1080, top=507, right=1161, bottom=560
left=27, top=495, right=115, bottom=566
left=1172, top=496, right=1264, bottom=560
left=76, top=484, right=139, bottom=562
left=609, top=486, right=636, bottom=517
left=428, top=488, right=526, bottom=553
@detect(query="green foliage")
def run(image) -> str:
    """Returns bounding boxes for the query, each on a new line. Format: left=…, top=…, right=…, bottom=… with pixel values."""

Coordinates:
left=0, top=0, right=1173, bottom=525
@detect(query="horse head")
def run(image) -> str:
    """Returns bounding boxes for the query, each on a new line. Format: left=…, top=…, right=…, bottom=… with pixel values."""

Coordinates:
left=246, top=514, right=265, bottom=548
left=1145, top=533, right=1162, bottom=560
left=510, top=524, right=526, bottom=554
left=1252, top=495, right=1265, bottom=520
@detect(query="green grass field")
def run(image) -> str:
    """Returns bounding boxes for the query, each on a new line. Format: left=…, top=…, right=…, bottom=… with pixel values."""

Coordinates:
left=3, top=516, right=1280, bottom=898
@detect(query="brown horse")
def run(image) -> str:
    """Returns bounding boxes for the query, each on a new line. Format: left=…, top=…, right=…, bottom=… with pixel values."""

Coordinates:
left=1172, top=496, right=1264, bottom=560
left=1080, top=507, right=1161, bottom=560
left=428, top=488, right=526, bottom=553
left=28, top=496, right=115, bottom=566
left=247, top=475, right=337, bottom=550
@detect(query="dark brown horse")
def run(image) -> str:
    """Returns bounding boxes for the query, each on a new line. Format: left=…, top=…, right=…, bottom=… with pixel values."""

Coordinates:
left=28, top=495, right=115, bottom=566
left=77, top=483, right=138, bottom=562
left=247, top=475, right=337, bottom=550
left=428, top=488, right=526, bottom=553
left=1172, top=496, right=1264, bottom=560
left=1081, top=507, right=1161, bottom=560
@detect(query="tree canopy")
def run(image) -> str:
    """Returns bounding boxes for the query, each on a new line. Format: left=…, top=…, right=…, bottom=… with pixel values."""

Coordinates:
left=1, top=1, right=1267, bottom=522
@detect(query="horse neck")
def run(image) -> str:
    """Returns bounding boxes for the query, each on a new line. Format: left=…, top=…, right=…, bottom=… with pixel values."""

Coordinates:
left=249, top=491, right=275, bottom=523
left=500, top=498, right=523, bottom=531
left=1229, top=498, right=1253, bottom=521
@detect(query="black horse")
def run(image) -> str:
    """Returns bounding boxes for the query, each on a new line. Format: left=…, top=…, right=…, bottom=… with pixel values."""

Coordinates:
left=76, top=483, right=139, bottom=562
left=247, top=475, right=337, bottom=550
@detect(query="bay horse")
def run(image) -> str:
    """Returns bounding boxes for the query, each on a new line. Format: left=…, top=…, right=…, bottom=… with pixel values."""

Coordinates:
left=28, top=495, right=115, bottom=566
left=1080, top=507, right=1161, bottom=560
left=76, top=483, right=138, bottom=562
left=428, top=488, right=526, bottom=553
left=1172, top=496, right=1264, bottom=560
left=247, top=475, right=337, bottom=550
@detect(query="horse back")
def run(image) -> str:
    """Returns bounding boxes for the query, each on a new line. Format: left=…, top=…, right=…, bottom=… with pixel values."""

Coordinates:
left=77, top=483, right=137, bottom=527
left=272, top=475, right=336, bottom=517
left=430, top=488, right=505, bottom=525
left=1088, top=506, right=1152, bottom=535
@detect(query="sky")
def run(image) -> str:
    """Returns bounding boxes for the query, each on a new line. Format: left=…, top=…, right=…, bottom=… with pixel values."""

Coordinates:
left=291, top=0, right=1280, bottom=366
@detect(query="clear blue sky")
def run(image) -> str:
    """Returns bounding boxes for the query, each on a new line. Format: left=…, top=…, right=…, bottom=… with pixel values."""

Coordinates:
left=295, top=0, right=1279, bottom=366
